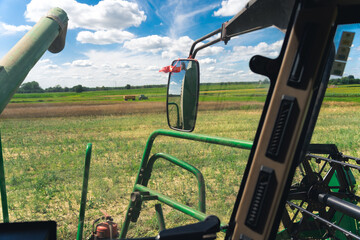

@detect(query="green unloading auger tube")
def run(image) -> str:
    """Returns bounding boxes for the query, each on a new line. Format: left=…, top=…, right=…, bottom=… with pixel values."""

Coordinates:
left=0, top=7, right=68, bottom=114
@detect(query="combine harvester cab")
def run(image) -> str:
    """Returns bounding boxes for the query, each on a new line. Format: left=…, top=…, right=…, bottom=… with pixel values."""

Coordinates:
left=1, top=1, right=360, bottom=240
left=118, top=0, right=360, bottom=240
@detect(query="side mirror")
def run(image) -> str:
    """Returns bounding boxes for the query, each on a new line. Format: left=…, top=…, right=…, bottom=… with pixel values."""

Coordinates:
left=166, top=59, right=200, bottom=132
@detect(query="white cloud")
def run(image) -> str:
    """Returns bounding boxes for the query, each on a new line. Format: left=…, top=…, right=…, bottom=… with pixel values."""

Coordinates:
left=83, top=49, right=169, bottom=86
left=199, top=58, right=217, bottom=64
left=230, top=40, right=283, bottom=61
left=23, top=20, right=285, bottom=88
left=37, top=59, right=59, bottom=69
left=214, top=0, right=248, bottom=17
left=124, top=35, right=193, bottom=59
left=117, top=63, right=131, bottom=68
left=0, top=22, right=32, bottom=35
left=161, top=36, right=194, bottom=59
left=123, top=34, right=224, bottom=59
left=146, top=65, right=160, bottom=71
left=44, top=64, right=59, bottom=69
left=76, top=29, right=134, bottom=44
left=205, top=33, right=221, bottom=43
left=124, top=35, right=173, bottom=54
left=197, top=46, right=224, bottom=57
left=65, top=60, right=93, bottom=67
left=25, top=0, right=146, bottom=30
left=39, top=59, right=52, bottom=64
left=170, top=3, right=218, bottom=38
left=207, top=66, right=215, bottom=71
left=25, top=0, right=145, bottom=45
left=232, top=70, right=245, bottom=76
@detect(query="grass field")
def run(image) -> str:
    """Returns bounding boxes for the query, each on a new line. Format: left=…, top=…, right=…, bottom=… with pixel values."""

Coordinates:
left=9, top=83, right=360, bottom=105
left=0, top=83, right=360, bottom=239
left=0, top=109, right=258, bottom=238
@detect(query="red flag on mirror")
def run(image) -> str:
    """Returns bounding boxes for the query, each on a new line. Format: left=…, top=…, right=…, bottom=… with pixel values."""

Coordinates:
left=159, top=59, right=181, bottom=73
left=159, top=65, right=181, bottom=73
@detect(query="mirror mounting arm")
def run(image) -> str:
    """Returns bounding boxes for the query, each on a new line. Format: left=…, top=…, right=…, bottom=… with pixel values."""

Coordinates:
left=189, top=0, right=294, bottom=58
left=188, top=27, right=222, bottom=58
left=192, top=38, right=222, bottom=59
left=190, top=22, right=230, bottom=59
left=221, top=22, right=231, bottom=45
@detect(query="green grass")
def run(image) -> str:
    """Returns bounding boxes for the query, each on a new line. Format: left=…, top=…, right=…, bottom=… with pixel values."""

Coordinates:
left=10, top=83, right=270, bottom=104
left=1, top=102, right=360, bottom=238
left=0, top=107, right=261, bottom=239
left=10, top=83, right=360, bottom=104
left=10, top=87, right=168, bottom=103
left=2, top=83, right=360, bottom=239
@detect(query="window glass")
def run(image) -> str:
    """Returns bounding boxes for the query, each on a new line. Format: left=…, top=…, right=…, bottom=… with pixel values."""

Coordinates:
left=278, top=23, right=360, bottom=239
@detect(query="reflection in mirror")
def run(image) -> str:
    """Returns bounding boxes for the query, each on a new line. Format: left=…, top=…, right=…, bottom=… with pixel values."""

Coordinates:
left=167, top=59, right=199, bottom=131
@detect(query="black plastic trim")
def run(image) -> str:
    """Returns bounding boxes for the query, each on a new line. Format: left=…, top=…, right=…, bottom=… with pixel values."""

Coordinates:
left=245, top=166, right=277, bottom=233
left=288, top=24, right=318, bottom=89
left=266, top=96, right=299, bottom=162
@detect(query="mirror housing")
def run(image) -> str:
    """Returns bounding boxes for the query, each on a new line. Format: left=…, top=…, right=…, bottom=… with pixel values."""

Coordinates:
left=166, top=59, right=200, bottom=132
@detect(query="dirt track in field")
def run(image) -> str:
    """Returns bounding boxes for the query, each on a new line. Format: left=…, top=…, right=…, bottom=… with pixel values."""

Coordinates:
left=0, top=101, right=263, bottom=119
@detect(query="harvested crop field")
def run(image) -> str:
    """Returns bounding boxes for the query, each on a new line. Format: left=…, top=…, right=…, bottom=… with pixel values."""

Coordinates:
left=0, top=101, right=263, bottom=118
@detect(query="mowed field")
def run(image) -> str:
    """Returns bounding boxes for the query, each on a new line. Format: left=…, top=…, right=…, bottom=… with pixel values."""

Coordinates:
left=0, top=83, right=360, bottom=239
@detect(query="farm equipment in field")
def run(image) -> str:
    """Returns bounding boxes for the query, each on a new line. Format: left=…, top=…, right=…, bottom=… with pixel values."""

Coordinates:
left=138, top=95, right=148, bottom=100
left=123, top=95, right=136, bottom=101
left=1, top=0, right=360, bottom=240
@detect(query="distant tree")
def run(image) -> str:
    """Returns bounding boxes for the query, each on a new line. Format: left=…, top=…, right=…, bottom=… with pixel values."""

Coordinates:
left=46, top=85, right=64, bottom=92
left=259, top=79, right=270, bottom=84
left=53, top=85, right=63, bottom=92
left=18, top=81, right=44, bottom=93
left=73, top=85, right=83, bottom=93
left=125, top=84, right=131, bottom=89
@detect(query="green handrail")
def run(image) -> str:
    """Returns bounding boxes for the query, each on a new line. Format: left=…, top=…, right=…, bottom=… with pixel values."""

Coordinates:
left=135, top=184, right=208, bottom=222
left=76, top=143, right=92, bottom=240
left=120, top=129, right=253, bottom=238
left=135, top=129, right=253, bottom=187
left=144, top=152, right=206, bottom=213
left=0, top=131, right=9, bottom=223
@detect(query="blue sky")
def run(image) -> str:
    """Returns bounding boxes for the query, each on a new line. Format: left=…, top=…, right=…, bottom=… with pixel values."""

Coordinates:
left=0, top=0, right=358, bottom=89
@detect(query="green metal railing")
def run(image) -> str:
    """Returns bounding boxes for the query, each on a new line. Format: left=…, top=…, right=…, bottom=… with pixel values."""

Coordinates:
left=0, top=131, right=9, bottom=223
left=120, top=129, right=253, bottom=238
left=135, top=184, right=208, bottom=220
left=76, top=143, right=92, bottom=240
left=144, top=153, right=206, bottom=212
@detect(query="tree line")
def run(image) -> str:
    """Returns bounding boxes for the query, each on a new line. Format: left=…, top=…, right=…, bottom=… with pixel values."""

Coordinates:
left=16, top=76, right=360, bottom=94
left=16, top=82, right=167, bottom=94
left=329, top=75, right=360, bottom=85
